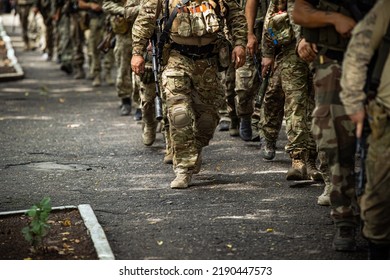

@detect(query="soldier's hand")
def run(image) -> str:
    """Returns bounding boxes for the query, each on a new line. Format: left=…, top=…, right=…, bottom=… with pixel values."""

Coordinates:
left=349, top=108, right=365, bottom=138
left=131, top=55, right=145, bottom=75
left=246, top=33, right=258, bottom=57
left=297, top=38, right=317, bottom=63
left=333, top=13, right=356, bottom=38
left=231, top=46, right=246, bottom=69
left=261, top=57, right=274, bottom=77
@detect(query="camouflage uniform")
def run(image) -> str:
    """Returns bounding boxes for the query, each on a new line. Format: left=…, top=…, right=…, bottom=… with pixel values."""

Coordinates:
left=57, top=0, right=73, bottom=73
left=102, top=0, right=139, bottom=109
left=16, top=0, right=35, bottom=50
left=261, top=0, right=318, bottom=180
left=132, top=0, right=247, bottom=188
left=340, top=0, right=390, bottom=258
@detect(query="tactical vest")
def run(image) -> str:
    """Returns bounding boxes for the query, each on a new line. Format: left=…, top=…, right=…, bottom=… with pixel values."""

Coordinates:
left=169, top=0, right=223, bottom=46
left=302, top=0, right=376, bottom=52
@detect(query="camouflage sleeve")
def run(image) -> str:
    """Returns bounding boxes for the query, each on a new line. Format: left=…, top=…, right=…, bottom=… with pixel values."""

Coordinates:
left=102, top=0, right=125, bottom=16
left=124, top=0, right=140, bottom=21
left=224, top=0, right=248, bottom=48
left=261, top=0, right=276, bottom=58
left=340, top=0, right=389, bottom=115
left=131, top=0, right=161, bottom=55
left=287, top=0, right=302, bottom=44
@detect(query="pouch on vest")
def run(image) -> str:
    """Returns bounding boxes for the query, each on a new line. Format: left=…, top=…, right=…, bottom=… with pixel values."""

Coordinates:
left=190, top=3, right=207, bottom=36
left=202, top=1, right=219, bottom=33
left=110, top=15, right=129, bottom=34
left=217, top=38, right=231, bottom=70
left=267, top=12, right=294, bottom=46
left=177, top=8, right=192, bottom=37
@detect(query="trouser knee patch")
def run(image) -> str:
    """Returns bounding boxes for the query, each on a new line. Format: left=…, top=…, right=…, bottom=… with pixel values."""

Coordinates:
left=171, top=107, right=191, bottom=128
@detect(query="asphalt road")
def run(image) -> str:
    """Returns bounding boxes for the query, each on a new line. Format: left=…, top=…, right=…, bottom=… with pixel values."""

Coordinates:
left=0, top=13, right=368, bottom=260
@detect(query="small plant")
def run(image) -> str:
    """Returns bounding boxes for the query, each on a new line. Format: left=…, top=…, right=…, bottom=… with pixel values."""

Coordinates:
left=22, top=197, right=52, bottom=251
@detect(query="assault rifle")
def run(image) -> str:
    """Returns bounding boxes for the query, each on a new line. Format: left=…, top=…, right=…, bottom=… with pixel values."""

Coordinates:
left=253, top=54, right=269, bottom=109
left=150, top=33, right=163, bottom=121
left=97, top=25, right=116, bottom=54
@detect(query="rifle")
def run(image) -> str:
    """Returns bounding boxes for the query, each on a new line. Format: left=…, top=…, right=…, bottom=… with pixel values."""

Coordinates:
left=253, top=54, right=269, bottom=109
left=97, top=25, right=116, bottom=54
left=150, top=33, right=163, bottom=121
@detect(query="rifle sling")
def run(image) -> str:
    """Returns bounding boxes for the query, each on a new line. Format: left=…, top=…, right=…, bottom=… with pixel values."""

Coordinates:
left=157, top=4, right=180, bottom=60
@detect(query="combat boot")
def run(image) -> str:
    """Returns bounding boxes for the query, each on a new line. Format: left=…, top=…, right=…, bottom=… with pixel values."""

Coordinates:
left=92, top=75, right=101, bottom=87
left=134, top=108, right=142, bottom=121
left=306, top=151, right=323, bottom=181
left=104, top=73, right=114, bottom=86
left=229, top=116, right=239, bottom=137
left=120, top=98, right=132, bottom=116
left=163, top=148, right=173, bottom=164
left=170, top=168, right=192, bottom=189
left=262, top=140, right=276, bottom=160
left=333, top=223, right=357, bottom=252
left=317, top=182, right=332, bottom=206
left=239, top=116, right=252, bottom=141
left=142, top=122, right=157, bottom=146
left=218, top=118, right=230, bottom=131
left=286, top=150, right=307, bottom=180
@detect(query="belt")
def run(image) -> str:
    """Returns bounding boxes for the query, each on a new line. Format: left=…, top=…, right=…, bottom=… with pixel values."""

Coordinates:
left=171, top=43, right=217, bottom=60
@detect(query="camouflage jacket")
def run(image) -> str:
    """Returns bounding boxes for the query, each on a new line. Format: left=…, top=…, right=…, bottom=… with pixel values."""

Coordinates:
left=340, top=0, right=390, bottom=115
left=262, top=0, right=301, bottom=58
left=131, top=0, right=247, bottom=56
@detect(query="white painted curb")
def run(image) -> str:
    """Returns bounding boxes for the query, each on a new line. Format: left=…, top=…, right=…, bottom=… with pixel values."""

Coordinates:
left=0, top=204, right=115, bottom=260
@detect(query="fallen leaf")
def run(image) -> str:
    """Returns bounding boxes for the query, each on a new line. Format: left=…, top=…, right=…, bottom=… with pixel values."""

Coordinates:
left=62, top=219, right=71, bottom=227
left=226, top=244, right=233, bottom=249
left=266, top=228, right=274, bottom=233
left=59, top=98, right=65, bottom=103
left=60, top=232, right=70, bottom=235
left=157, top=240, right=164, bottom=246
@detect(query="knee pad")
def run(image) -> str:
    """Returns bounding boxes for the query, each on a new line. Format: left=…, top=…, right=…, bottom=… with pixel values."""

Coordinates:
left=171, top=106, right=191, bottom=128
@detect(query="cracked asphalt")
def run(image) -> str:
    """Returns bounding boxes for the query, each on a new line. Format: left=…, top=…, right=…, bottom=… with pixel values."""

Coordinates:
left=0, top=13, right=368, bottom=260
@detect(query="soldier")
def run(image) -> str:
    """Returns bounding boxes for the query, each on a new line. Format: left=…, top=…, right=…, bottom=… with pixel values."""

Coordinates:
left=15, top=0, right=34, bottom=51
left=32, top=0, right=55, bottom=61
left=340, top=0, right=390, bottom=259
left=79, top=0, right=114, bottom=86
left=293, top=0, right=375, bottom=251
left=260, top=0, right=320, bottom=181
left=102, top=0, right=139, bottom=115
left=131, top=0, right=247, bottom=189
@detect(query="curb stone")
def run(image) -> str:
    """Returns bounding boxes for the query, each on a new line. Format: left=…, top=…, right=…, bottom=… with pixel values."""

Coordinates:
left=0, top=204, right=115, bottom=260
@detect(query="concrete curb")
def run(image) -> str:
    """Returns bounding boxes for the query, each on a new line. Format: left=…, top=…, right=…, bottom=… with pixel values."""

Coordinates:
left=0, top=16, right=24, bottom=81
left=0, top=204, right=115, bottom=260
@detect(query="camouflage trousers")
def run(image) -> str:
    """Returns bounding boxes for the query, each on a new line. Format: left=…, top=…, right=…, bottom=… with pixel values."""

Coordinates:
left=57, top=14, right=72, bottom=65
left=114, top=32, right=133, bottom=99
left=70, top=13, right=86, bottom=68
left=312, top=57, right=359, bottom=225
left=162, top=51, right=225, bottom=170
left=361, top=104, right=390, bottom=244
left=88, top=17, right=114, bottom=77
left=261, top=46, right=317, bottom=153
left=39, top=6, right=54, bottom=57
left=139, top=63, right=156, bottom=126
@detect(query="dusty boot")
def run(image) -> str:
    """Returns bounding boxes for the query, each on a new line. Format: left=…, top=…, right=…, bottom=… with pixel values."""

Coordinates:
left=333, top=223, right=357, bottom=252
left=192, top=152, right=202, bottom=174
left=92, top=75, right=101, bottom=87
left=218, top=118, right=230, bottom=131
left=163, top=148, right=173, bottom=164
left=306, top=151, right=323, bottom=181
left=170, top=168, right=192, bottom=189
left=262, top=140, right=276, bottom=160
left=239, top=116, right=252, bottom=141
left=142, top=122, right=157, bottom=146
left=317, top=182, right=332, bottom=206
left=229, top=116, right=239, bottom=137
left=286, top=150, right=307, bottom=180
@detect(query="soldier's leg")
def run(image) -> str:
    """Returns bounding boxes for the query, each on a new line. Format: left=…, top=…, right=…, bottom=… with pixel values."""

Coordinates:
left=225, top=63, right=239, bottom=136
left=88, top=17, right=103, bottom=86
left=70, top=13, right=85, bottom=79
left=312, top=58, right=359, bottom=251
left=281, top=50, right=320, bottom=181
left=114, top=34, right=133, bottom=116
left=103, top=49, right=115, bottom=86
left=58, top=14, right=73, bottom=74
left=235, top=56, right=260, bottom=141
left=260, top=61, right=284, bottom=161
